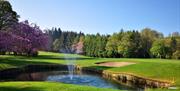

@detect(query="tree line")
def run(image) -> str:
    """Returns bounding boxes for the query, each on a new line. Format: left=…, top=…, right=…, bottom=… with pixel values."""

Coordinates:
left=46, top=27, right=180, bottom=59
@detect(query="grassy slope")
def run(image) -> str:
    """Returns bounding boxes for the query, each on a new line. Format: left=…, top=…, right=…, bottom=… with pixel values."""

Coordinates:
left=0, top=51, right=180, bottom=91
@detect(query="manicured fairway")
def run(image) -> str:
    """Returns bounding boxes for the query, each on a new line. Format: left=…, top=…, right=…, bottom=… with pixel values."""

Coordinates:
left=0, top=51, right=180, bottom=91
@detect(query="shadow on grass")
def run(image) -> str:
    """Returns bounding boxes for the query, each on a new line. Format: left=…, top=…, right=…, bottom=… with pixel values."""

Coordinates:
left=89, top=66, right=113, bottom=70
left=33, top=55, right=95, bottom=60
left=82, top=65, right=114, bottom=73
left=0, top=86, right=43, bottom=91
left=0, top=54, right=95, bottom=68
left=0, top=57, right=57, bottom=70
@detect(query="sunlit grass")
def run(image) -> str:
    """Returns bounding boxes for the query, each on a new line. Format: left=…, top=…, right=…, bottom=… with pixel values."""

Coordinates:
left=0, top=82, right=121, bottom=91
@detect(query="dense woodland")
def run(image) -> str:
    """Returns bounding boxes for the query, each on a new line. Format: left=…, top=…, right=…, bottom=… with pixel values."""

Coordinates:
left=46, top=28, right=180, bottom=59
left=0, top=0, right=180, bottom=59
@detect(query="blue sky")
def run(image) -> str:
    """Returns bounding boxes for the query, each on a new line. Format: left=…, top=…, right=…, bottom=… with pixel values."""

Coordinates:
left=9, top=0, right=180, bottom=36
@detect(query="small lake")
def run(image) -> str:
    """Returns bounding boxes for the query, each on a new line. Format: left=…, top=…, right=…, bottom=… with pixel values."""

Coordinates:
left=0, top=70, right=143, bottom=91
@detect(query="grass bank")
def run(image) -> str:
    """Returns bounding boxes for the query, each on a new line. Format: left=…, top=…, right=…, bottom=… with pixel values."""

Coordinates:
left=0, top=82, right=120, bottom=91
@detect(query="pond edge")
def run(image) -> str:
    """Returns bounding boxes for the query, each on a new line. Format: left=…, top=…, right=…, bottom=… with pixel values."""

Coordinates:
left=0, top=64, right=173, bottom=89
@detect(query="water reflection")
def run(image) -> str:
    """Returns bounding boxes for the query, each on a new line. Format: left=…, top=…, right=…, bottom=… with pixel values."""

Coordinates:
left=0, top=71, right=142, bottom=91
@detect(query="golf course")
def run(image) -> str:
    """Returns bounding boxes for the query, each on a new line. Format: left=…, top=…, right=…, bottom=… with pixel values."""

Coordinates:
left=0, top=51, right=180, bottom=91
left=1, top=0, right=180, bottom=91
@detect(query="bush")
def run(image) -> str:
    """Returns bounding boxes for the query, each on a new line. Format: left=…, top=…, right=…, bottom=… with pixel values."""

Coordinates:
left=172, top=50, right=180, bottom=59
left=27, top=48, right=38, bottom=57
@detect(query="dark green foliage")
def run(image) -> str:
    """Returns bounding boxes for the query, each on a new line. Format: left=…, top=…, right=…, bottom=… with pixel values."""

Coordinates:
left=172, top=50, right=180, bottom=59
left=118, top=31, right=144, bottom=58
left=83, top=33, right=109, bottom=57
left=167, top=34, right=180, bottom=59
left=106, top=30, right=124, bottom=57
left=0, top=0, right=19, bottom=30
left=140, top=28, right=164, bottom=57
left=45, top=28, right=84, bottom=53
left=46, top=27, right=180, bottom=59
left=150, top=39, right=170, bottom=58
left=106, top=30, right=147, bottom=58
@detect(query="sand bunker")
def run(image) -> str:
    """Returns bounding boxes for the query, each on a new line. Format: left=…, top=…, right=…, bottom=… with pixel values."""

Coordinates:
left=96, top=62, right=136, bottom=67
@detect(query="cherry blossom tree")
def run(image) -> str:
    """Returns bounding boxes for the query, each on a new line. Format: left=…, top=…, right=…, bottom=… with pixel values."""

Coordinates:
left=0, top=20, right=49, bottom=56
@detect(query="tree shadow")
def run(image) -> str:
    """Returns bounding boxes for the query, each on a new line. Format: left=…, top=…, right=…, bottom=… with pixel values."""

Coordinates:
left=88, top=66, right=113, bottom=70
left=82, top=65, right=114, bottom=74
left=0, top=86, right=43, bottom=91
left=32, top=55, right=95, bottom=60
left=0, top=57, right=56, bottom=68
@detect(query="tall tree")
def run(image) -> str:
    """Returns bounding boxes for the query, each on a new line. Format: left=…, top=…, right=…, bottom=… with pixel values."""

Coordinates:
left=150, top=39, right=170, bottom=58
left=140, top=28, right=163, bottom=57
left=0, top=0, right=19, bottom=30
left=118, top=31, right=143, bottom=58
left=106, top=30, right=124, bottom=57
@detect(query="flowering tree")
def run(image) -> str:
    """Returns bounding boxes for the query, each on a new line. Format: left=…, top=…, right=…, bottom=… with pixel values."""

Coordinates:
left=0, top=21, right=49, bottom=56
left=0, top=31, right=13, bottom=54
left=0, top=0, right=49, bottom=56
left=72, top=36, right=84, bottom=54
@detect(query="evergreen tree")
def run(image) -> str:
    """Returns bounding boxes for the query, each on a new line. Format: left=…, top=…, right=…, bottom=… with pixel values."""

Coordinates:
left=0, top=0, right=19, bottom=30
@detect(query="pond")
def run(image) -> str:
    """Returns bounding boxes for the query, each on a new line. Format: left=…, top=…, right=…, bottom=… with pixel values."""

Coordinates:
left=0, top=70, right=143, bottom=91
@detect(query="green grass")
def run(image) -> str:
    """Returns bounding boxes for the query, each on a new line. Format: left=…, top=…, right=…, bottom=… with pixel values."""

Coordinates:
left=0, top=51, right=180, bottom=91
left=0, top=82, right=121, bottom=91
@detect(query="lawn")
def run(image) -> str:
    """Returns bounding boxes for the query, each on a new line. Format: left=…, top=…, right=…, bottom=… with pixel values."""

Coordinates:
left=0, top=51, right=180, bottom=91
left=0, top=82, right=120, bottom=91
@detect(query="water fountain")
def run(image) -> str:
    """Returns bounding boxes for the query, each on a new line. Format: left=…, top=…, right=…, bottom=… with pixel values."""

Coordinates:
left=64, top=54, right=75, bottom=80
